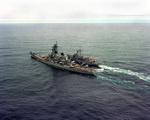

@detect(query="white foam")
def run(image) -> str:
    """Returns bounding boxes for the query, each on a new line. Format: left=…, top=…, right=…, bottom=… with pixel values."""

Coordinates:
left=99, top=65, right=150, bottom=82
left=95, top=68, right=104, bottom=72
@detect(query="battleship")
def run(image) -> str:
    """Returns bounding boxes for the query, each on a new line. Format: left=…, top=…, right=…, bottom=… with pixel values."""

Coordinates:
left=30, top=42, right=101, bottom=75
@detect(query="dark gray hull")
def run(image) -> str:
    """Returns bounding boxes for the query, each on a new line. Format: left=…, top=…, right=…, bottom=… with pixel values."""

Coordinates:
left=30, top=52, right=95, bottom=75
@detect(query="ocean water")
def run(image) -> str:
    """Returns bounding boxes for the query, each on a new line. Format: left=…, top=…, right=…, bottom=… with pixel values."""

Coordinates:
left=0, top=23, right=150, bottom=120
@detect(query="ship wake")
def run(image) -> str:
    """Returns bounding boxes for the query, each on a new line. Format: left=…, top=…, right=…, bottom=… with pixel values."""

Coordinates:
left=98, top=65, right=150, bottom=82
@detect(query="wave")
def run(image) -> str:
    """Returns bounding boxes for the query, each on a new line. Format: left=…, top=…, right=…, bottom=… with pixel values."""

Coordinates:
left=98, top=65, right=150, bottom=82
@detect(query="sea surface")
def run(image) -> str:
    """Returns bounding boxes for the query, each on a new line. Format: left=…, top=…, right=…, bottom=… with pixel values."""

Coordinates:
left=0, top=23, right=150, bottom=120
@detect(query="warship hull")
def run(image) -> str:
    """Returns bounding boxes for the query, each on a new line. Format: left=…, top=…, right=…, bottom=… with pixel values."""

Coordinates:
left=30, top=52, right=95, bottom=75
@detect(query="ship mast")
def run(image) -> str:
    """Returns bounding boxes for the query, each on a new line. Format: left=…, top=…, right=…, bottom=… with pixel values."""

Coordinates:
left=51, top=41, right=58, bottom=57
